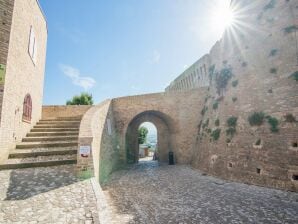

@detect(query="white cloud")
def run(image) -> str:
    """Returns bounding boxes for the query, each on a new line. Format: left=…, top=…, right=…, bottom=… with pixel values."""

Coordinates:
left=59, top=64, right=96, bottom=90
left=150, top=50, right=161, bottom=64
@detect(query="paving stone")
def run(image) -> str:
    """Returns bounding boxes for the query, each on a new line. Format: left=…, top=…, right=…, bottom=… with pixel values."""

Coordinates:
left=102, top=161, right=298, bottom=224
left=0, top=165, right=99, bottom=223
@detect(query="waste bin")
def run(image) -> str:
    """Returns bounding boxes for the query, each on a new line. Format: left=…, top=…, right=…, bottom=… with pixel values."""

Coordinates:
left=169, top=151, right=174, bottom=165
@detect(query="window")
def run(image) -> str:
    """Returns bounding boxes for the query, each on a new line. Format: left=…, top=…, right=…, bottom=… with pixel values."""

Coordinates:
left=28, top=26, right=38, bottom=64
left=23, top=94, right=32, bottom=122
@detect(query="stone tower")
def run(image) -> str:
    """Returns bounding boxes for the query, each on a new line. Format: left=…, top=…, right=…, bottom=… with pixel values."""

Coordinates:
left=0, top=0, right=47, bottom=163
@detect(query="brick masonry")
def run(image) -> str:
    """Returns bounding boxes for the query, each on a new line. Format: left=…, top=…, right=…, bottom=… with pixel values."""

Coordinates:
left=0, top=0, right=47, bottom=163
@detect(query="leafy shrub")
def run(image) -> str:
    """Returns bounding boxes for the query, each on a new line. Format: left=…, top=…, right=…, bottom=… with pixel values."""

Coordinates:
left=213, top=101, right=219, bottom=110
left=269, top=49, right=278, bottom=57
left=202, top=119, right=209, bottom=129
left=284, top=25, right=298, bottom=34
left=226, top=127, right=236, bottom=137
left=227, top=116, right=238, bottom=127
left=248, top=112, right=265, bottom=126
left=216, top=67, right=233, bottom=95
left=211, top=129, right=221, bottom=141
left=226, top=138, right=231, bottom=143
left=215, top=119, right=220, bottom=127
left=232, top=80, right=239, bottom=87
left=263, top=0, right=276, bottom=11
left=201, top=106, right=208, bottom=116
left=206, top=128, right=212, bottom=134
left=284, top=113, right=296, bottom=122
left=266, top=116, right=279, bottom=132
left=232, top=97, right=238, bottom=103
left=290, top=71, right=298, bottom=81
left=270, top=68, right=277, bottom=74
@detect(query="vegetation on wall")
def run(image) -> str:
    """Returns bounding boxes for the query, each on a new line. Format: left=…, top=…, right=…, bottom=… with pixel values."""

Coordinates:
left=213, top=101, right=219, bottom=110
left=226, top=116, right=238, bottom=138
left=202, top=119, right=209, bottom=129
left=269, top=49, right=278, bottom=57
left=263, top=0, right=276, bottom=11
left=138, top=127, right=148, bottom=144
left=201, top=106, right=208, bottom=116
left=248, top=112, right=265, bottom=126
left=232, top=97, right=238, bottom=103
left=266, top=115, right=279, bottom=133
left=215, top=66, right=233, bottom=95
left=215, top=118, right=220, bottom=127
left=290, top=71, right=298, bottom=81
left=211, top=128, right=221, bottom=141
left=270, top=68, right=277, bottom=74
left=232, top=80, right=239, bottom=87
left=284, top=25, right=298, bottom=34
left=66, top=92, right=94, bottom=105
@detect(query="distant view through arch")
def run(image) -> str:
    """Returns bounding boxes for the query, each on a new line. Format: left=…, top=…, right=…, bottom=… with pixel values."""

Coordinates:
left=138, top=122, right=157, bottom=162
left=125, top=110, right=173, bottom=164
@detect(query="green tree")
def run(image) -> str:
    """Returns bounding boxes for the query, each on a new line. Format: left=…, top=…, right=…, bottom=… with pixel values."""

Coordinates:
left=66, top=92, right=94, bottom=105
left=138, top=127, right=148, bottom=144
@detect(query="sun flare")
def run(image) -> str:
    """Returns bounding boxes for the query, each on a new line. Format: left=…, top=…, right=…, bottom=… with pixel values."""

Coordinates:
left=210, top=1, right=235, bottom=35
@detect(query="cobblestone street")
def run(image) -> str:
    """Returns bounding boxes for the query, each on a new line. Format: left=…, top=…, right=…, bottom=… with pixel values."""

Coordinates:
left=0, top=165, right=99, bottom=224
left=103, top=161, right=298, bottom=224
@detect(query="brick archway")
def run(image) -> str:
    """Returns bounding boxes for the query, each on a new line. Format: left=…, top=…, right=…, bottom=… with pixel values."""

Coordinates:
left=125, top=110, right=174, bottom=164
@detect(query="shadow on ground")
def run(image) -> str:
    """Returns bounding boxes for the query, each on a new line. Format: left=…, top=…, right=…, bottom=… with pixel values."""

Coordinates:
left=5, top=165, right=79, bottom=200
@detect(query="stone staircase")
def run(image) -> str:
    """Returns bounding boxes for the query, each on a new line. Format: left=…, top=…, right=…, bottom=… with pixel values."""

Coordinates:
left=0, top=117, right=81, bottom=170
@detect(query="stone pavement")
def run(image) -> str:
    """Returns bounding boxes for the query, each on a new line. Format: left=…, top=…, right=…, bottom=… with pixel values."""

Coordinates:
left=0, top=165, right=99, bottom=224
left=102, top=161, right=298, bottom=224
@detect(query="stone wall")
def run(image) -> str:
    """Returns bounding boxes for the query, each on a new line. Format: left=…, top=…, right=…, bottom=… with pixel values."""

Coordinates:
left=42, top=105, right=92, bottom=119
left=112, top=90, right=207, bottom=165
left=165, top=0, right=298, bottom=191
left=0, top=0, right=14, bottom=123
left=77, top=100, right=120, bottom=184
left=0, top=0, right=47, bottom=163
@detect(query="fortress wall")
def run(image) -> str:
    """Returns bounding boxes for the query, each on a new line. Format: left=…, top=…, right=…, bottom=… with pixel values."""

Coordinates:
left=112, top=90, right=207, bottom=165
left=189, top=0, right=298, bottom=191
left=77, top=100, right=120, bottom=183
left=42, top=105, right=92, bottom=119
left=0, top=0, right=47, bottom=163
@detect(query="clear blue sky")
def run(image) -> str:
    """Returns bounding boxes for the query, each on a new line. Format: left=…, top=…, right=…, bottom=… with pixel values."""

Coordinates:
left=39, top=0, right=231, bottom=105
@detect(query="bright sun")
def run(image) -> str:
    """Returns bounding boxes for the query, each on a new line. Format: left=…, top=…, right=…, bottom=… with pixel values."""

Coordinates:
left=210, top=1, right=235, bottom=34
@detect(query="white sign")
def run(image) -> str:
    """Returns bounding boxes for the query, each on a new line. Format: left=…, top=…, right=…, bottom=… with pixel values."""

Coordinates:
left=80, top=145, right=91, bottom=158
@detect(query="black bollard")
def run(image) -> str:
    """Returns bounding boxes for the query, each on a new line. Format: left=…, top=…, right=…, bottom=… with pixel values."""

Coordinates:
left=169, top=151, right=174, bottom=165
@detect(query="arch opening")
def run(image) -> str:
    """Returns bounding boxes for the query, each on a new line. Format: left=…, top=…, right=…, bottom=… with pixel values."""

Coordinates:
left=125, top=110, right=175, bottom=164
left=138, top=122, right=157, bottom=162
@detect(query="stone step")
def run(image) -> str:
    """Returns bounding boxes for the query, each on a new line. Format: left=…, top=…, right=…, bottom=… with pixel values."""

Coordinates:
left=41, top=117, right=81, bottom=122
left=34, top=124, right=80, bottom=128
left=16, top=141, right=78, bottom=149
left=9, top=147, right=77, bottom=158
left=27, top=131, right=79, bottom=137
left=31, top=128, right=79, bottom=132
left=22, top=136, right=78, bottom=142
left=0, top=155, right=77, bottom=170
left=37, top=121, right=80, bottom=125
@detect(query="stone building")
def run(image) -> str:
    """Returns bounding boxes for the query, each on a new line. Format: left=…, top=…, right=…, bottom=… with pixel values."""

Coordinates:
left=0, top=0, right=47, bottom=163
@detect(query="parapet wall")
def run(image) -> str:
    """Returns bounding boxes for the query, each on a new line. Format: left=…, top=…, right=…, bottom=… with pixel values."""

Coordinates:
left=42, top=105, right=92, bottom=119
